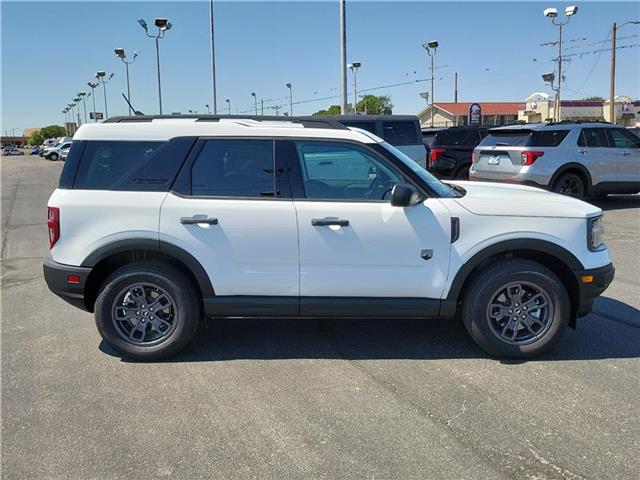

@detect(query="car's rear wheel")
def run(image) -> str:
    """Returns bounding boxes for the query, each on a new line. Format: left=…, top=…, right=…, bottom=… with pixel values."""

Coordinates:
left=95, top=262, right=200, bottom=361
left=552, top=172, right=585, bottom=198
left=462, top=259, right=569, bottom=358
left=49, top=152, right=59, bottom=161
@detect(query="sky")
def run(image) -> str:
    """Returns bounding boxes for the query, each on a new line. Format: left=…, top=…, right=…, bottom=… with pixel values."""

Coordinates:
left=1, top=0, right=639, bottom=133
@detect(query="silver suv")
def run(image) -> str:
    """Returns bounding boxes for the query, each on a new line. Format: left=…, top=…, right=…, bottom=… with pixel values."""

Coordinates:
left=469, top=122, right=640, bottom=197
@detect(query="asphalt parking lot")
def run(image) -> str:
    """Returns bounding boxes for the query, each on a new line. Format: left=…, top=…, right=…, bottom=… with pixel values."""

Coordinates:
left=2, top=154, right=639, bottom=480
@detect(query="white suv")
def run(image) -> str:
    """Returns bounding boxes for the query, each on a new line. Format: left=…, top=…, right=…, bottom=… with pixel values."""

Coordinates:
left=43, top=116, right=614, bottom=360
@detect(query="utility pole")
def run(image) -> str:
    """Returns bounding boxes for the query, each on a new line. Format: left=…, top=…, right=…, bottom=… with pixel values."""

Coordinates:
left=261, top=99, right=264, bottom=116
left=610, top=22, right=616, bottom=124
left=339, top=0, right=348, bottom=114
left=209, top=0, right=218, bottom=114
left=454, top=72, right=458, bottom=103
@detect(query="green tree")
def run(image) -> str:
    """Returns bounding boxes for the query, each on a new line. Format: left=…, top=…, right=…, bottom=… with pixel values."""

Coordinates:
left=581, top=96, right=605, bottom=102
left=313, top=105, right=343, bottom=116
left=30, top=125, right=67, bottom=145
left=356, top=95, right=393, bottom=115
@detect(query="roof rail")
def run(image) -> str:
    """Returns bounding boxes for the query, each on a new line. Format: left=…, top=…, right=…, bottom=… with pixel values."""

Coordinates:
left=545, top=120, right=612, bottom=126
left=103, top=114, right=348, bottom=129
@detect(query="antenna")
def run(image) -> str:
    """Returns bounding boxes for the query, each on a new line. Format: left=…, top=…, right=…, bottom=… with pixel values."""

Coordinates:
left=121, top=93, right=144, bottom=116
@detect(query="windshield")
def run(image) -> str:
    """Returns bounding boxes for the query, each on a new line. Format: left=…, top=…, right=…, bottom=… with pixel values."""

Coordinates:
left=379, top=141, right=457, bottom=198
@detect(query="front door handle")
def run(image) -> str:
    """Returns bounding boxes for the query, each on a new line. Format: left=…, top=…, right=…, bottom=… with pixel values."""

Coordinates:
left=620, top=151, right=630, bottom=156
left=577, top=149, right=588, bottom=154
left=181, top=216, right=218, bottom=225
left=312, top=218, right=349, bottom=227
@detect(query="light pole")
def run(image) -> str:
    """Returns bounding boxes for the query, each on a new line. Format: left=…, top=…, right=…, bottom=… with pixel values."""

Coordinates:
left=138, top=17, right=172, bottom=114
left=339, top=0, right=347, bottom=114
left=271, top=105, right=281, bottom=116
left=78, top=91, right=88, bottom=124
left=347, top=62, right=361, bottom=113
left=209, top=0, right=218, bottom=114
left=286, top=83, right=293, bottom=116
left=542, top=72, right=559, bottom=121
left=609, top=20, right=640, bottom=124
left=95, top=71, right=114, bottom=118
left=422, top=40, right=438, bottom=127
left=62, top=109, right=68, bottom=134
left=87, top=82, right=99, bottom=121
left=251, top=92, right=257, bottom=115
left=73, top=96, right=82, bottom=126
left=205, top=104, right=211, bottom=114
left=419, top=91, right=429, bottom=106
left=544, top=6, right=578, bottom=122
left=69, top=103, right=77, bottom=133
left=114, top=48, right=138, bottom=115
left=225, top=98, right=231, bottom=114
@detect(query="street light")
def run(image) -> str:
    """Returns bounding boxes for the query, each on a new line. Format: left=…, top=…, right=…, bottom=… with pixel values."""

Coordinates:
left=544, top=5, right=578, bottom=121
left=95, top=71, right=114, bottom=119
left=251, top=92, right=257, bottom=115
left=87, top=82, right=99, bottom=121
left=422, top=40, right=439, bottom=127
left=114, top=48, right=138, bottom=115
left=271, top=105, right=281, bottom=116
left=77, top=91, right=88, bottom=124
left=69, top=102, right=77, bottom=133
left=73, top=96, right=82, bottom=127
left=205, top=104, right=211, bottom=114
left=419, top=91, right=429, bottom=105
left=347, top=62, right=362, bottom=114
left=138, top=17, right=172, bottom=114
left=286, top=83, right=293, bottom=116
left=62, top=109, right=69, bottom=134
left=225, top=98, right=231, bottom=114
left=541, top=72, right=559, bottom=121
left=609, top=20, right=640, bottom=123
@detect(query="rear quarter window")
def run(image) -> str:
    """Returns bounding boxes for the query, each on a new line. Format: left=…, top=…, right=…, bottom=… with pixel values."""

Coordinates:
left=528, top=130, right=570, bottom=147
left=63, top=137, right=196, bottom=191
left=382, top=121, right=419, bottom=146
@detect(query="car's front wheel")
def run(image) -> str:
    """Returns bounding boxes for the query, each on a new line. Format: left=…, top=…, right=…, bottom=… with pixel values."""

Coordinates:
left=462, top=259, right=569, bottom=358
left=95, top=262, right=200, bottom=361
left=48, top=152, right=59, bottom=161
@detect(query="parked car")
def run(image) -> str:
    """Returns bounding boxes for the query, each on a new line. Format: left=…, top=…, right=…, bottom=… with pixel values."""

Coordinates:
left=43, top=141, right=72, bottom=161
left=469, top=122, right=640, bottom=197
left=60, top=144, right=71, bottom=161
left=2, top=147, right=24, bottom=156
left=421, top=127, right=447, bottom=148
left=44, top=115, right=614, bottom=361
left=31, top=146, right=41, bottom=155
left=302, top=115, right=428, bottom=168
left=428, top=126, right=489, bottom=179
left=627, top=127, right=640, bottom=138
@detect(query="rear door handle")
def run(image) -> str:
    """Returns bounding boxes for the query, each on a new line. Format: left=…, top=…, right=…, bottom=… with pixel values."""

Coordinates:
left=312, top=218, right=349, bottom=227
left=577, top=149, right=588, bottom=154
left=621, top=151, right=630, bottom=156
left=181, top=216, right=218, bottom=225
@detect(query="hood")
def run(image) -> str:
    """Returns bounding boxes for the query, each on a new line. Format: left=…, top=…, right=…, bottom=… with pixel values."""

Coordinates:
left=448, top=181, right=601, bottom=219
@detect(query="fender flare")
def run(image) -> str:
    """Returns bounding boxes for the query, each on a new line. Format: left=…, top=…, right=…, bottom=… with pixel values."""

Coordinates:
left=446, top=238, right=583, bottom=301
left=81, top=238, right=215, bottom=296
left=549, top=163, right=593, bottom=192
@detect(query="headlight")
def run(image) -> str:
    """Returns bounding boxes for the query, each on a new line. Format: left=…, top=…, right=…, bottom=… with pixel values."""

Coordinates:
left=587, top=215, right=605, bottom=251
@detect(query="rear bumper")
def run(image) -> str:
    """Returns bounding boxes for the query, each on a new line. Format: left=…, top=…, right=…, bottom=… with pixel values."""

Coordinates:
left=468, top=175, right=549, bottom=190
left=573, top=263, right=615, bottom=317
left=43, top=256, right=92, bottom=311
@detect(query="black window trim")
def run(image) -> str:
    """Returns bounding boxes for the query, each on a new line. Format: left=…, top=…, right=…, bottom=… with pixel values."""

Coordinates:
left=171, top=136, right=293, bottom=201
left=283, top=137, right=432, bottom=202
left=578, top=127, right=611, bottom=148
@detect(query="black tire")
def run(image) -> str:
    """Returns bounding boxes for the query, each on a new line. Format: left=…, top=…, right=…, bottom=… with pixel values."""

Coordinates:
left=462, top=258, right=569, bottom=358
left=48, top=152, right=59, bottom=161
left=95, top=262, right=200, bottom=361
left=454, top=165, right=470, bottom=180
left=552, top=172, right=585, bottom=198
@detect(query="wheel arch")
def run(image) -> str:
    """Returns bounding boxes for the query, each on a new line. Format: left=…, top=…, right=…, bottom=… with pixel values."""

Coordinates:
left=81, top=239, right=214, bottom=312
left=550, top=163, right=593, bottom=193
left=446, top=239, right=583, bottom=327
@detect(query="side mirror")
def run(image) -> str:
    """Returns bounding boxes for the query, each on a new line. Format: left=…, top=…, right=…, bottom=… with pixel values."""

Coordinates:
left=390, top=183, right=421, bottom=207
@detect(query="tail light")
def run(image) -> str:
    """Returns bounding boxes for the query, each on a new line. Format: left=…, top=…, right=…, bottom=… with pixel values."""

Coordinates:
left=430, top=147, right=446, bottom=167
left=47, top=207, right=60, bottom=249
left=521, top=150, right=544, bottom=166
left=471, top=150, right=478, bottom=164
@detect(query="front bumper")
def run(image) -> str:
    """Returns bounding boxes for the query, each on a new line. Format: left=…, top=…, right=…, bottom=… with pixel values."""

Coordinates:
left=573, top=263, right=615, bottom=317
left=43, top=256, right=92, bottom=311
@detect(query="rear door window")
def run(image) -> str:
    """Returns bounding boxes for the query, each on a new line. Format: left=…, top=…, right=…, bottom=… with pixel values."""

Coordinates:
left=190, top=139, right=276, bottom=197
left=578, top=128, right=610, bottom=148
left=340, top=121, right=377, bottom=135
left=382, top=121, right=419, bottom=145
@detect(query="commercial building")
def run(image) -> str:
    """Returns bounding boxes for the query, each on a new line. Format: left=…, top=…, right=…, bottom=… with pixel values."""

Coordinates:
left=418, top=102, right=521, bottom=128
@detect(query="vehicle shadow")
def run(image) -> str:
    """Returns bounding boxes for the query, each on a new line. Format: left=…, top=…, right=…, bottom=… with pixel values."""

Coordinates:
left=587, top=194, right=640, bottom=211
left=100, top=296, right=640, bottom=363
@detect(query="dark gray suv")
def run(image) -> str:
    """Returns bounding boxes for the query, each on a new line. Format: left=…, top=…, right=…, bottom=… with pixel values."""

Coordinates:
left=469, top=122, right=640, bottom=197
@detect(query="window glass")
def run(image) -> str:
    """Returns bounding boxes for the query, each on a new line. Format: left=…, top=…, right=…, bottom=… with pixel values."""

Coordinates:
left=609, top=129, right=640, bottom=148
left=434, top=129, right=476, bottom=147
left=191, top=139, right=275, bottom=197
left=340, top=120, right=377, bottom=135
left=479, top=130, right=532, bottom=147
left=296, top=141, right=405, bottom=200
left=579, top=128, right=609, bottom=148
left=529, top=130, right=569, bottom=147
left=382, top=121, right=419, bottom=145
left=73, top=141, right=164, bottom=190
